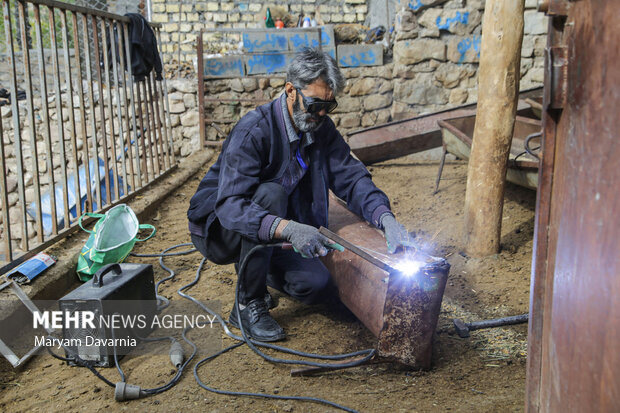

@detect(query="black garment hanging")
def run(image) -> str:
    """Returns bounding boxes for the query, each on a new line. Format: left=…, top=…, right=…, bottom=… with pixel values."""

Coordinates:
left=125, top=13, right=163, bottom=82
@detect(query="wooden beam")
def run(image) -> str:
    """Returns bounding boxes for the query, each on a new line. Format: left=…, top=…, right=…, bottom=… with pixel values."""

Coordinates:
left=463, top=0, right=526, bottom=256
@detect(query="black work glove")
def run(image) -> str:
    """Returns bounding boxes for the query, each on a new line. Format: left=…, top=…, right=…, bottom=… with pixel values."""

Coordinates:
left=381, top=214, right=415, bottom=253
left=281, top=221, right=336, bottom=259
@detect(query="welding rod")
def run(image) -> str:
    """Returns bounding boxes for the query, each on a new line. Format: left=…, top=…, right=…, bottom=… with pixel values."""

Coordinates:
left=319, top=226, right=396, bottom=273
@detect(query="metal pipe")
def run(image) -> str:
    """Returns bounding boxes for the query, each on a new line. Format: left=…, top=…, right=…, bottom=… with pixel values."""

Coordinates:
left=3, top=0, right=23, bottom=258
left=135, top=80, right=149, bottom=182
left=149, top=73, right=165, bottom=172
left=122, top=22, right=142, bottom=189
left=47, top=6, right=71, bottom=231
left=100, top=18, right=119, bottom=202
left=154, top=27, right=175, bottom=165
left=82, top=13, right=102, bottom=211
left=145, top=75, right=160, bottom=176
left=0, top=103, right=10, bottom=261
left=140, top=80, right=156, bottom=178
left=74, top=12, right=94, bottom=213
left=154, top=75, right=170, bottom=170
left=197, top=29, right=205, bottom=147
left=116, top=20, right=135, bottom=191
left=60, top=10, right=82, bottom=219
left=91, top=16, right=112, bottom=207
left=107, top=19, right=128, bottom=197
left=320, top=194, right=450, bottom=369
left=27, top=3, right=48, bottom=240
left=33, top=4, right=57, bottom=236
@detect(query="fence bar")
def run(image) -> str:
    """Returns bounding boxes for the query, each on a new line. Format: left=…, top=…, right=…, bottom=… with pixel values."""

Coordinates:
left=100, top=18, right=119, bottom=202
left=154, top=77, right=169, bottom=170
left=20, top=0, right=162, bottom=27
left=197, top=30, right=205, bottom=148
left=140, top=80, right=155, bottom=179
left=135, top=81, right=149, bottom=182
left=47, top=7, right=71, bottom=231
left=0, top=106, right=10, bottom=261
left=109, top=20, right=129, bottom=195
left=33, top=4, right=58, bottom=236
left=82, top=13, right=102, bottom=211
left=3, top=0, right=20, bottom=259
left=92, top=17, right=112, bottom=207
left=60, top=10, right=82, bottom=219
left=19, top=1, right=41, bottom=245
left=2, top=0, right=172, bottom=272
left=149, top=73, right=165, bottom=172
left=0, top=164, right=178, bottom=275
left=73, top=12, right=93, bottom=213
left=145, top=78, right=160, bottom=176
left=122, top=22, right=141, bottom=189
left=155, top=28, right=175, bottom=165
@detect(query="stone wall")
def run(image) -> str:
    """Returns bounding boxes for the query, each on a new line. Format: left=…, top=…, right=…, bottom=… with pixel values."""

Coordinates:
left=153, top=0, right=546, bottom=140
left=151, top=0, right=369, bottom=64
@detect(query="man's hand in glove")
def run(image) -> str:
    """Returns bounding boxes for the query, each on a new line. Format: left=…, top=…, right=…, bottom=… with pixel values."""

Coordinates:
left=381, top=214, right=415, bottom=254
left=279, top=220, right=341, bottom=258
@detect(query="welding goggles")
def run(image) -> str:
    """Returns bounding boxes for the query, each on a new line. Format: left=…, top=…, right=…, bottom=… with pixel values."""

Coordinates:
left=296, top=88, right=338, bottom=114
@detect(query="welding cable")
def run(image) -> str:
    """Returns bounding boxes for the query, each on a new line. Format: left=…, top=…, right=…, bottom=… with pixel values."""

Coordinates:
left=131, top=244, right=197, bottom=311
left=176, top=253, right=374, bottom=362
left=95, top=242, right=371, bottom=410
left=177, top=254, right=361, bottom=413
left=45, top=343, right=116, bottom=388
left=233, top=243, right=376, bottom=368
left=192, top=342, right=359, bottom=413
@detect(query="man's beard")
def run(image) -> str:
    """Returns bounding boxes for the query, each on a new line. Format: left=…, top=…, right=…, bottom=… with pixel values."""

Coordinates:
left=292, top=98, right=325, bottom=132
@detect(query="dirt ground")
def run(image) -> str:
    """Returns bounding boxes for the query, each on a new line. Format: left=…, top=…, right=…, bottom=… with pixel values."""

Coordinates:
left=0, top=154, right=536, bottom=412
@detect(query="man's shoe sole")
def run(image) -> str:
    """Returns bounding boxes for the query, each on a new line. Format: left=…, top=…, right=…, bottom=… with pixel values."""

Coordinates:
left=228, top=315, right=286, bottom=342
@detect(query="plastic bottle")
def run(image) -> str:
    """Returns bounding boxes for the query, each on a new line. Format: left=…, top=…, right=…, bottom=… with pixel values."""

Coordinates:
left=265, top=8, right=275, bottom=28
left=275, top=18, right=284, bottom=29
left=302, top=17, right=311, bottom=28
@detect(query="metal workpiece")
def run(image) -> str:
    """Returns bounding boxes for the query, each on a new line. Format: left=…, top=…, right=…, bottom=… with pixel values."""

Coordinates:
left=321, top=194, right=449, bottom=369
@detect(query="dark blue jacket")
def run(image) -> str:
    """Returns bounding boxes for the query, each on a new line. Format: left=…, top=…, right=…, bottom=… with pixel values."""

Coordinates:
left=187, top=98, right=391, bottom=242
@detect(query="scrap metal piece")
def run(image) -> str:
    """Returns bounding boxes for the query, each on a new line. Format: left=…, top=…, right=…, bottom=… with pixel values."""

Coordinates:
left=0, top=279, right=53, bottom=367
left=453, top=314, right=529, bottom=338
left=320, top=194, right=450, bottom=369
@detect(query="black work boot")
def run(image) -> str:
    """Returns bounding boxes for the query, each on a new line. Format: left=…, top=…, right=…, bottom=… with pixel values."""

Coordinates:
left=228, top=298, right=285, bottom=342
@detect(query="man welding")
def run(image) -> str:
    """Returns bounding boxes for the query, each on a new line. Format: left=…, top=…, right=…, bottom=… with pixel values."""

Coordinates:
left=188, top=47, right=412, bottom=342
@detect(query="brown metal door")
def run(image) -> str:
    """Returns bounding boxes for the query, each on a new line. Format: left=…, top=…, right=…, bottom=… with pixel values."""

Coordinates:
left=526, top=1, right=620, bottom=412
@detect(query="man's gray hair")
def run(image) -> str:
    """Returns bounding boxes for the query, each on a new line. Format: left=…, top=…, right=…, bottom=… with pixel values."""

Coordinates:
left=286, top=47, right=346, bottom=95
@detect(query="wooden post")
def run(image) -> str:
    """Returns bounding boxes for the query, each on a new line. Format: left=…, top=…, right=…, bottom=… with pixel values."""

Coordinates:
left=463, top=0, right=525, bottom=257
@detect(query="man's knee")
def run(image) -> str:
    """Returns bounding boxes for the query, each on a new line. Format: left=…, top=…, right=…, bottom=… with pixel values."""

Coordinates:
left=252, top=182, right=288, bottom=216
left=285, top=267, right=331, bottom=304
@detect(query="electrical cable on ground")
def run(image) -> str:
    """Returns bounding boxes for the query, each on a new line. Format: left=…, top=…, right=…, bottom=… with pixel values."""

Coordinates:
left=45, top=242, right=373, bottom=412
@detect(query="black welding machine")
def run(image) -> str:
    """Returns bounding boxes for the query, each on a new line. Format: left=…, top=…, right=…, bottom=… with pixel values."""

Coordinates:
left=59, top=263, right=157, bottom=367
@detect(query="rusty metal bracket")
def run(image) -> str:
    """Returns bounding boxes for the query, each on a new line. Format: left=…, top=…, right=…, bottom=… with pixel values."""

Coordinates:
left=545, top=46, right=568, bottom=110
left=538, top=0, right=570, bottom=16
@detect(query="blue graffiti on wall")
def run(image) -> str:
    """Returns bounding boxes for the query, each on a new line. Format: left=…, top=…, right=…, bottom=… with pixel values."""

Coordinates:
left=408, top=0, right=423, bottom=11
left=456, top=35, right=480, bottom=63
left=289, top=29, right=333, bottom=51
left=205, top=58, right=245, bottom=76
left=247, top=53, right=287, bottom=74
left=436, top=11, right=469, bottom=30
left=243, top=33, right=288, bottom=52
left=339, top=50, right=377, bottom=67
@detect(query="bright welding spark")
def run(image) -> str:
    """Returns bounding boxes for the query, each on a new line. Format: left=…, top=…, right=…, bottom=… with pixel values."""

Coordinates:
left=394, top=258, right=424, bottom=277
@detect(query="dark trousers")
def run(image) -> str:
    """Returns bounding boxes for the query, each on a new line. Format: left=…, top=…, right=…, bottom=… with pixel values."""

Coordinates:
left=191, top=182, right=331, bottom=305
